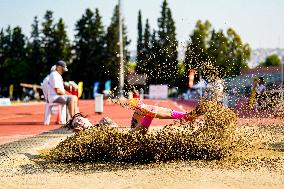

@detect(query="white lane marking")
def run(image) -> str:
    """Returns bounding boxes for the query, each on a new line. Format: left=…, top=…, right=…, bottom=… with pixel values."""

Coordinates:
left=172, top=101, right=187, bottom=112
left=146, top=99, right=186, bottom=112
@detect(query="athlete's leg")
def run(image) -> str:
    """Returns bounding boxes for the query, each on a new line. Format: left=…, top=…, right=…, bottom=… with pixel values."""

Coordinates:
left=115, top=98, right=185, bottom=119
left=129, top=115, right=153, bottom=134
left=130, top=109, right=144, bottom=129
left=129, top=99, right=187, bottom=120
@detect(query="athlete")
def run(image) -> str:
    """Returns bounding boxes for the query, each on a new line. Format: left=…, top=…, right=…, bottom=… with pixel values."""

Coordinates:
left=64, top=98, right=205, bottom=134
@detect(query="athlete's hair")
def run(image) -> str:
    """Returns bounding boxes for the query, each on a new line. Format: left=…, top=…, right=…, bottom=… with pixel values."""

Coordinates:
left=63, top=113, right=86, bottom=129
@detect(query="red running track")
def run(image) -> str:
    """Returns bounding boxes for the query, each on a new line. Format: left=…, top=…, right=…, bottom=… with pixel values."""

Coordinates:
left=0, top=99, right=197, bottom=145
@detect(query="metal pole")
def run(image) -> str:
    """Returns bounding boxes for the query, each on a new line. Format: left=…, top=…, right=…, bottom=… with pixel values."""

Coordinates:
left=118, top=0, right=124, bottom=97
left=281, top=55, right=284, bottom=102
left=279, top=36, right=283, bottom=102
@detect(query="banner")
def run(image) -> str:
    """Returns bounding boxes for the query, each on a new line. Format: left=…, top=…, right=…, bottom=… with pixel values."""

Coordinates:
left=78, top=81, right=83, bottom=98
left=149, top=85, right=168, bottom=99
left=9, top=84, right=14, bottom=98
left=93, top=82, right=100, bottom=98
left=104, top=80, right=111, bottom=96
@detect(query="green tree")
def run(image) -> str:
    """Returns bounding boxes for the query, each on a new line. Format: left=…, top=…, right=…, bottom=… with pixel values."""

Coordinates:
left=156, top=0, right=179, bottom=86
left=27, top=16, right=44, bottom=83
left=185, top=20, right=251, bottom=83
left=184, top=20, right=211, bottom=83
left=1, top=27, right=12, bottom=60
left=136, top=10, right=144, bottom=73
left=92, top=9, right=107, bottom=81
left=0, top=27, right=11, bottom=96
left=207, top=29, right=228, bottom=78
left=207, top=28, right=250, bottom=78
left=147, top=30, right=160, bottom=84
left=224, top=28, right=250, bottom=76
left=136, top=17, right=152, bottom=78
left=54, top=18, right=71, bottom=63
left=0, top=29, right=5, bottom=70
left=104, top=4, right=130, bottom=88
left=72, top=8, right=106, bottom=89
left=140, top=19, right=152, bottom=77
left=73, top=8, right=95, bottom=84
left=41, top=10, right=56, bottom=74
left=0, top=27, right=12, bottom=89
left=2, top=26, right=30, bottom=85
left=0, top=28, right=9, bottom=79
left=41, top=11, right=71, bottom=78
left=260, top=54, right=281, bottom=67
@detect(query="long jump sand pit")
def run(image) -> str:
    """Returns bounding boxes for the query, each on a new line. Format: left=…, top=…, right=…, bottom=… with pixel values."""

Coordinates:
left=1, top=101, right=284, bottom=189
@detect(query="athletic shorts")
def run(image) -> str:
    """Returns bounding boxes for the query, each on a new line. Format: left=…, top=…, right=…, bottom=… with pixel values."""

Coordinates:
left=53, top=95, right=73, bottom=105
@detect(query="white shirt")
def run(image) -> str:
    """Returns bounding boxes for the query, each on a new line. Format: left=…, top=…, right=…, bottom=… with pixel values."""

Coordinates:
left=256, top=84, right=266, bottom=95
left=42, top=74, right=50, bottom=86
left=206, top=81, right=224, bottom=101
left=48, top=71, right=65, bottom=102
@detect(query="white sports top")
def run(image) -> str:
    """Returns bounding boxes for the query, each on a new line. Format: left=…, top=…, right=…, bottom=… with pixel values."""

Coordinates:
left=48, top=71, right=64, bottom=102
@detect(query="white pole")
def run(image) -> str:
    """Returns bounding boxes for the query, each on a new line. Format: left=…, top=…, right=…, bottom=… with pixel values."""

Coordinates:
left=279, top=36, right=283, bottom=102
left=281, top=59, right=283, bottom=101
left=118, top=0, right=124, bottom=97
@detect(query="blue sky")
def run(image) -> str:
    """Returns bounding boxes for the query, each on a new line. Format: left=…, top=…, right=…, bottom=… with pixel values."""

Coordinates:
left=0, top=0, right=284, bottom=50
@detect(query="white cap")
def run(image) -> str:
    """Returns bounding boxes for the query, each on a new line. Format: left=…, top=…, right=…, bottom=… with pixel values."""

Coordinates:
left=50, top=65, right=56, bottom=72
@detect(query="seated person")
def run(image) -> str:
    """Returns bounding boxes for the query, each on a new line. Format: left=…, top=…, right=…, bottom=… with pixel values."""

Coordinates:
left=48, top=60, right=79, bottom=117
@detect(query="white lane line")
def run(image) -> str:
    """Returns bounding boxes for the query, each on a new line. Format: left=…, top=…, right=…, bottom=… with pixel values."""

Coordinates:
left=147, top=99, right=186, bottom=112
left=172, top=101, right=187, bottom=112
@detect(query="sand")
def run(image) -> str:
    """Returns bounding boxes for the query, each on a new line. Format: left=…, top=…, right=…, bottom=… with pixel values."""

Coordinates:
left=1, top=119, right=284, bottom=189
left=1, top=161, right=284, bottom=189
